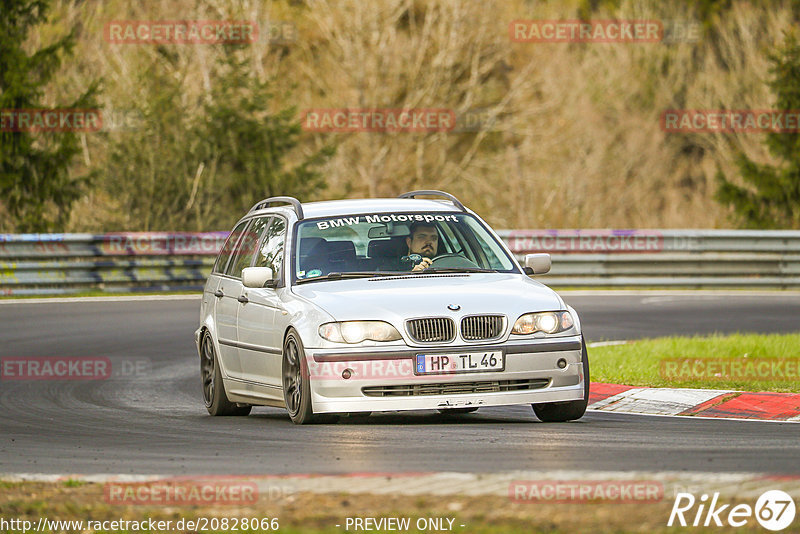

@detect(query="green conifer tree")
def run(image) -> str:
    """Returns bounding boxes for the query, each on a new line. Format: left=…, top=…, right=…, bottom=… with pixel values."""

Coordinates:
left=715, top=32, right=800, bottom=228
left=0, top=0, right=100, bottom=231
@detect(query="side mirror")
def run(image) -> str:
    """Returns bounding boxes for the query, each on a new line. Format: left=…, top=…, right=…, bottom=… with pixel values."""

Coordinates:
left=524, top=253, right=551, bottom=275
left=242, top=266, right=275, bottom=288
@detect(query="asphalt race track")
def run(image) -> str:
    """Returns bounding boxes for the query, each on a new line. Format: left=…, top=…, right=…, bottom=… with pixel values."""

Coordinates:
left=1, top=292, right=799, bottom=476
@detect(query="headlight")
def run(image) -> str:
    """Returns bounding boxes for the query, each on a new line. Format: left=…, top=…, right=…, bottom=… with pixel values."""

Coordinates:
left=319, top=321, right=402, bottom=343
left=511, top=311, right=574, bottom=335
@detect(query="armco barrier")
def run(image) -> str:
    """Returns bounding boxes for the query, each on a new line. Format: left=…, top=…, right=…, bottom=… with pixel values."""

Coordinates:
left=0, top=230, right=798, bottom=295
left=497, top=229, right=800, bottom=288
left=0, top=233, right=226, bottom=296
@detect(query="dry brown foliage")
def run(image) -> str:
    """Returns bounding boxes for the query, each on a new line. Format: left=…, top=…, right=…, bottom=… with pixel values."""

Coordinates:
left=25, top=0, right=797, bottom=230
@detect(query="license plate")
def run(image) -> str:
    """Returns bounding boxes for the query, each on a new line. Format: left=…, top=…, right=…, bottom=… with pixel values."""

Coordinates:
left=414, top=351, right=504, bottom=375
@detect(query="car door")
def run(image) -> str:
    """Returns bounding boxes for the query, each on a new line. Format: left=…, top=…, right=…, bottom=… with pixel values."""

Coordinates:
left=237, top=216, right=287, bottom=391
left=216, top=217, right=268, bottom=380
left=211, top=219, right=251, bottom=380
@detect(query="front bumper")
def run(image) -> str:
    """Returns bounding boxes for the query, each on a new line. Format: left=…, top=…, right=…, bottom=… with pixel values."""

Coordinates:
left=305, top=336, right=585, bottom=413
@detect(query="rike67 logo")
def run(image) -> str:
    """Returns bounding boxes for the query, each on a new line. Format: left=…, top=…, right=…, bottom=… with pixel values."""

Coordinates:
left=669, top=490, right=796, bottom=531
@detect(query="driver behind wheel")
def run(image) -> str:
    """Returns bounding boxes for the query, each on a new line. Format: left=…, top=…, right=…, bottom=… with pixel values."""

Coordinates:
left=405, top=222, right=438, bottom=271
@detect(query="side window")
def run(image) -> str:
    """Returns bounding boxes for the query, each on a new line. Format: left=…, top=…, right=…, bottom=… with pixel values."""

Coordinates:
left=225, top=217, right=270, bottom=278
left=441, top=220, right=483, bottom=266
left=213, top=220, right=249, bottom=274
left=255, top=217, right=286, bottom=279
left=437, top=222, right=462, bottom=255
left=461, top=216, right=515, bottom=270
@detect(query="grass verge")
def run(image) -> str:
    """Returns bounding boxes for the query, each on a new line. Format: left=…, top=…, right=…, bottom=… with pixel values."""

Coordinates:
left=590, top=333, right=800, bottom=392
left=0, top=481, right=771, bottom=534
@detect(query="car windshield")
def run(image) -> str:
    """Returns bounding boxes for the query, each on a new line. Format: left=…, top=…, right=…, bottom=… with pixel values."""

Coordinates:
left=293, top=212, right=518, bottom=283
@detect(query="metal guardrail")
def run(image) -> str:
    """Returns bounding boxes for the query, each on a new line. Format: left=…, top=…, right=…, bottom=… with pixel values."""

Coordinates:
left=497, top=230, right=800, bottom=288
left=1, top=230, right=799, bottom=295
left=0, top=233, right=225, bottom=296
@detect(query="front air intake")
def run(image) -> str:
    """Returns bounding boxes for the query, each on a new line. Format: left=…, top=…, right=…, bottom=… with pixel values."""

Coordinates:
left=362, top=379, right=551, bottom=397
left=461, top=315, right=505, bottom=341
left=406, top=318, right=456, bottom=343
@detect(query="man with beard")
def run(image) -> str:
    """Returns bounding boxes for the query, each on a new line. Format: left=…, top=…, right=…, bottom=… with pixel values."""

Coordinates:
left=405, top=222, right=439, bottom=272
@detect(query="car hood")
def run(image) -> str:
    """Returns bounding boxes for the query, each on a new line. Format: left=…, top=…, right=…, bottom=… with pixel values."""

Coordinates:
left=291, top=273, right=564, bottom=323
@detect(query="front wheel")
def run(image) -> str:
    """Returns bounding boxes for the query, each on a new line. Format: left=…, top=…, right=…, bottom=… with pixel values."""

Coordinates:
left=282, top=329, right=338, bottom=425
left=200, top=331, right=251, bottom=416
left=532, top=338, right=590, bottom=422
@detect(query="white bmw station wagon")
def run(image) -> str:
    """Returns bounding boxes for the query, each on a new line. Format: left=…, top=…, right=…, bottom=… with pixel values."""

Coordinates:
left=195, top=191, right=589, bottom=424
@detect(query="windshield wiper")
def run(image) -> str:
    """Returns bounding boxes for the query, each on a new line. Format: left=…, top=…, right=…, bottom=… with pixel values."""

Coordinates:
left=295, top=268, right=498, bottom=283
left=295, top=271, right=397, bottom=284
left=418, top=267, right=497, bottom=274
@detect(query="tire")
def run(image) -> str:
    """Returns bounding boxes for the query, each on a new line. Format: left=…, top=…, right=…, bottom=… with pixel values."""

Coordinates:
left=200, top=331, right=252, bottom=416
left=437, top=407, right=479, bottom=414
left=282, top=329, right=338, bottom=425
left=532, top=337, right=590, bottom=422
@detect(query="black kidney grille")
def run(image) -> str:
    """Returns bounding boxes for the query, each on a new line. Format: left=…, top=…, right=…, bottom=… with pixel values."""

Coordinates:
left=461, top=315, right=504, bottom=340
left=407, top=318, right=455, bottom=343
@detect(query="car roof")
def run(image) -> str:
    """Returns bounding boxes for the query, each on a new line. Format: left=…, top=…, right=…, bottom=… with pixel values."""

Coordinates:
left=251, top=198, right=469, bottom=221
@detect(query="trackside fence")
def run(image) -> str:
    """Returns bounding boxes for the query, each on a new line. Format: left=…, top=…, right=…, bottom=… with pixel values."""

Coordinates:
left=0, top=233, right=226, bottom=296
left=497, top=229, right=800, bottom=288
left=1, top=230, right=799, bottom=296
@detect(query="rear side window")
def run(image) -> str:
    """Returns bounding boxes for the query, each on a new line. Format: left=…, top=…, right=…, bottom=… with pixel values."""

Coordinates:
left=213, top=220, right=249, bottom=274
left=225, top=217, right=270, bottom=278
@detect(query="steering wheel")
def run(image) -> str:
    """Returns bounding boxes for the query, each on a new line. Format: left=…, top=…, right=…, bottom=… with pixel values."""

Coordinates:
left=430, top=253, right=479, bottom=269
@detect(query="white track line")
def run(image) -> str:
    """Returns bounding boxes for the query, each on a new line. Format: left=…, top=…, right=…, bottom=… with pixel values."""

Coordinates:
left=587, top=340, right=631, bottom=347
left=591, top=388, right=733, bottom=416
